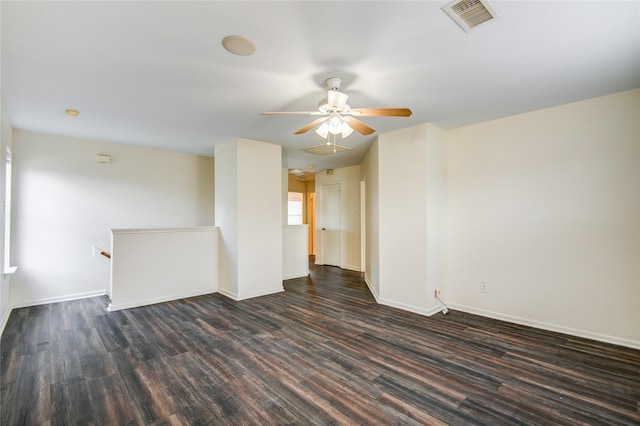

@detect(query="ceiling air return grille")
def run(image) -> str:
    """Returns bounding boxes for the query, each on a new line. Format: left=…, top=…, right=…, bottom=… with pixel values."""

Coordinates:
left=442, top=0, right=498, bottom=32
left=303, top=143, right=351, bottom=156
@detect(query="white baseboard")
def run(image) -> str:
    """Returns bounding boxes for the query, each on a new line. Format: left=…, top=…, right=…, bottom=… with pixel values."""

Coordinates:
left=108, top=289, right=218, bottom=312
left=364, top=276, right=380, bottom=303
left=378, top=297, right=443, bottom=317
left=217, top=288, right=237, bottom=300
left=314, top=261, right=361, bottom=272
left=2, top=290, right=107, bottom=336
left=283, top=272, right=309, bottom=280
left=363, top=276, right=441, bottom=317
left=341, top=264, right=362, bottom=272
left=11, top=289, right=107, bottom=309
left=218, top=286, right=285, bottom=302
left=236, top=287, right=285, bottom=301
left=449, top=303, right=640, bottom=350
left=0, top=305, right=13, bottom=337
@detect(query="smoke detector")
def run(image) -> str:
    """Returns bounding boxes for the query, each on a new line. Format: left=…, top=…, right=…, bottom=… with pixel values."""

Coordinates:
left=442, top=0, right=498, bottom=32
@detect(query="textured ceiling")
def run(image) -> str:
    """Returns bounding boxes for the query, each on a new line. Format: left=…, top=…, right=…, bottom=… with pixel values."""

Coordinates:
left=2, top=1, right=639, bottom=172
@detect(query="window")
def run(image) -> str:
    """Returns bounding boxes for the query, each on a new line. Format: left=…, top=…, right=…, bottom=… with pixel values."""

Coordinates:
left=287, top=192, right=304, bottom=225
left=3, top=147, right=15, bottom=273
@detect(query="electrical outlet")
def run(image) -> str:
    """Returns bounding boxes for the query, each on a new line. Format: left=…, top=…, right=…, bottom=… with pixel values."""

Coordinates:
left=434, top=289, right=441, bottom=299
left=480, top=281, right=489, bottom=293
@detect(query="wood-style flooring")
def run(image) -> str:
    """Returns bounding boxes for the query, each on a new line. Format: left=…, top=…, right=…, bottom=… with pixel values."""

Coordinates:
left=1, top=263, right=639, bottom=425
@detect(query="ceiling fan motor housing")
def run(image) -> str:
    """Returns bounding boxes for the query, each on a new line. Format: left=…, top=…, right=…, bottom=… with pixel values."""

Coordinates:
left=325, top=77, right=342, bottom=91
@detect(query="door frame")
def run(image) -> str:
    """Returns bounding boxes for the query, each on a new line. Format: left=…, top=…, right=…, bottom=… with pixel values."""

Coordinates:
left=307, top=192, right=316, bottom=255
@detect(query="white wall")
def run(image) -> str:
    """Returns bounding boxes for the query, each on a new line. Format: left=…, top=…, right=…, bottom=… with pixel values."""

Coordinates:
left=426, top=124, right=447, bottom=305
left=237, top=139, right=282, bottom=299
left=361, top=139, right=380, bottom=297
left=446, top=89, right=640, bottom=347
left=379, top=124, right=428, bottom=311
left=12, top=130, right=214, bottom=307
left=215, top=138, right=283, bottom=300
left=376, top=123, right=446, bottom=316
left=0, top=100, right=13, bottom=333
left=109, top=227, right=218, bottom=311
left=283, top=224, right=309, bottom=280
left=215, top=140, right=238, bottom=297
left=315, top=165, right=361, bottom=271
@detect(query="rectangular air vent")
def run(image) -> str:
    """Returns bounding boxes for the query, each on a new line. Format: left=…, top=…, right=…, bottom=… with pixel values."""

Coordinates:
left=442, top=0, right=498, bottom=32
left=303, top=143, right=351, bottom=156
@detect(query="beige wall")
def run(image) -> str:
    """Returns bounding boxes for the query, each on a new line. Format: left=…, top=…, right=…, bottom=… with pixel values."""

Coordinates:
left=215, top=138, right=283, bottom=300
left=425, top=124, right=447, bottom=307
left=11, top=130, right=214, bottom=308
left=361, top=139, right=380, bottom=296
left=0, top=100, right=13, bottom=333
left=378, top=125, right=429, bottom=309
left=373, top=123, right=446, bottom=316
left=446, top=89, right=640, bottom=346
left=288, top=175, right=307, bottom=193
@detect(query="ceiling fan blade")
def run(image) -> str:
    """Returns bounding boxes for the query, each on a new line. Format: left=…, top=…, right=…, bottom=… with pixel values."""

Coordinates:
left=345, top=117, right=375, bottom=135
left=294, top=117, right=329, bottom=134
left=349, top=108, right=413, bottom=117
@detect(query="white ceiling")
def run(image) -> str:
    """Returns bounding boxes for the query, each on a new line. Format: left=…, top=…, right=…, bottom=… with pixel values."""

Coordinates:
left=2, top=1, right=639, bottom=172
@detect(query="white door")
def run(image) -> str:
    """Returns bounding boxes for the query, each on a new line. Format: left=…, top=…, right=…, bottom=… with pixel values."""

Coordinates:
left=321, top=183, right=341, bottom=267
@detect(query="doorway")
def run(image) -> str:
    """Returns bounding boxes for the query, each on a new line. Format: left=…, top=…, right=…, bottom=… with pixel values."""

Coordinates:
left=287, top=170, right=316, bottom=262
left=320, top=183, right=341, bottom=267
left=307, top=192, right=316, bottom=256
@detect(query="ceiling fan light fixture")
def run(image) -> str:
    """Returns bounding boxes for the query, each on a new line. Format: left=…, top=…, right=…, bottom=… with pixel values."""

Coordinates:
left=341, top=122, right=354, bottom=138
left=315, top=122, right=329, bottom=138
left=328, top=116, right=342, bottom=135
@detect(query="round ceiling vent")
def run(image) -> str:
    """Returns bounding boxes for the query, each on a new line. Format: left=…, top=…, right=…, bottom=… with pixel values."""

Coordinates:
left=221, top=35, right=256, bottom=56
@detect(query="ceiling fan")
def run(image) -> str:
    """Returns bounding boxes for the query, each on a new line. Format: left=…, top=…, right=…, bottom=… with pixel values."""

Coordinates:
left=260, top=77, right=412, bottom=138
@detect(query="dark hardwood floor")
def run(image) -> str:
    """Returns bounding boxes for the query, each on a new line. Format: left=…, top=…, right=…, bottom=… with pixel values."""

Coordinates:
left=1, top=263, right=639, bottom=425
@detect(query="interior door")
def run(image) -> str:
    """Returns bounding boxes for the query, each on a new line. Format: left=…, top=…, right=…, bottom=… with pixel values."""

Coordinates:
left=321, top=183, right=341, bottom=267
